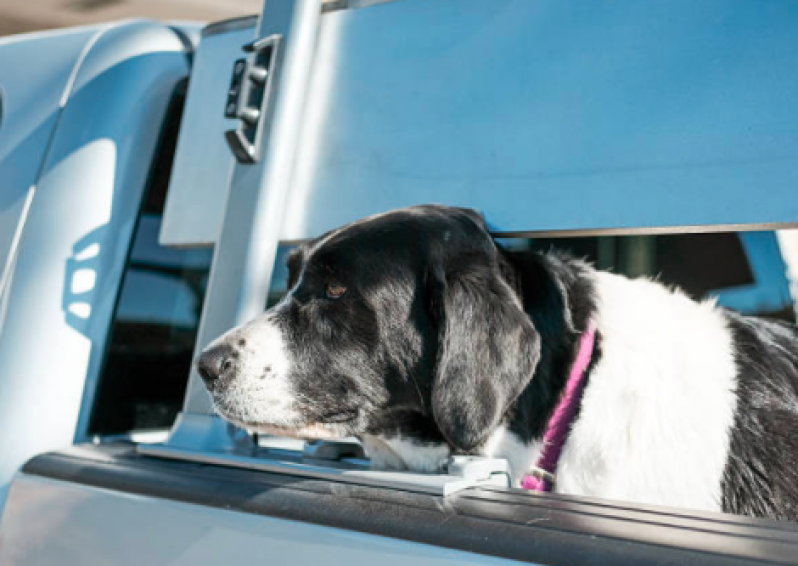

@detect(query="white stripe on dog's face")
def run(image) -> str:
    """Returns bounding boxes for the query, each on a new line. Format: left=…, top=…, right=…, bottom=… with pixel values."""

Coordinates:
left=204, top=313, right=299, bottom=430
left=201, top=306, right=369, bottom=440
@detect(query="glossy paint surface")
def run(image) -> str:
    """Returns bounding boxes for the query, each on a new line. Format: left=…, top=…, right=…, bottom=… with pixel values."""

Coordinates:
left=0, top=26, right=101, bottom=297
left=0, top=473, right=524, bottom=566
left=283, top=0, right=798, bottom=238
left=160, top=21, right=256, bottom=247
left=0, top=21, right=189, bottom=513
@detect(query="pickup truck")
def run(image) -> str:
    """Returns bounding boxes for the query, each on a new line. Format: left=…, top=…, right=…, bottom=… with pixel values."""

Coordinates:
left=2, top=0, right=798, bottom=564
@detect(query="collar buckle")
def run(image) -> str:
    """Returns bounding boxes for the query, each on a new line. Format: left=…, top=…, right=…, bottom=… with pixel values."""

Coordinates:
left=527, top=466, right=556, bottom=485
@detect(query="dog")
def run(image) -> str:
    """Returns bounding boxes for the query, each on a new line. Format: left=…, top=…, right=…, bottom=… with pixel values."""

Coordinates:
left=197, top=204, right=798, bottom=520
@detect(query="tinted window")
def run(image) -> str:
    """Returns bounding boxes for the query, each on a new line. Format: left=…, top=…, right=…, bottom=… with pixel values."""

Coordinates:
left=89, top=215, right=212, bottom=435
left=89, top=85, right=213, bottom=436
left=515, top=232, right=793, bottom=321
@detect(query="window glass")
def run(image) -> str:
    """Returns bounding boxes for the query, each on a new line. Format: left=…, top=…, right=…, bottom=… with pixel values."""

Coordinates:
left=89, top=85, right=213, bottom=436
left=89, top=215, right=212, bottom=435
left=508, top=231, right=794, bottom=321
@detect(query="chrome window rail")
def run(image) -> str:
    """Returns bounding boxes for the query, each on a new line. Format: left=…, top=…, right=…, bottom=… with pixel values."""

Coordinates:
left=165, top=0, right=323, bottom=453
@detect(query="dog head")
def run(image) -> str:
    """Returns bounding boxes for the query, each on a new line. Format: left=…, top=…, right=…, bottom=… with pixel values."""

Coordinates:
left=197, top=205, right=541, bottom=452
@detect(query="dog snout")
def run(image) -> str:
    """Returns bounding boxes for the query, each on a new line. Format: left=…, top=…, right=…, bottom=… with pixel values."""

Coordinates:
left=197, top=343, right=238, bottom=391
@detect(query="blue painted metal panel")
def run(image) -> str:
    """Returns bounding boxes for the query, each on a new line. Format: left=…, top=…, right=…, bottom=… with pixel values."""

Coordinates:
left=0, top=21, right=190, bottom=513
left=285, top=0, right=798, bottom=239
left=160, top=22, right=256, bottom=247
left=0, top=26, right=101, bottom=298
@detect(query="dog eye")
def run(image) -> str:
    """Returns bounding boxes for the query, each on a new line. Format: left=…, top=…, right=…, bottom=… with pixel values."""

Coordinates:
left=325, top=282, right=347, bottom=299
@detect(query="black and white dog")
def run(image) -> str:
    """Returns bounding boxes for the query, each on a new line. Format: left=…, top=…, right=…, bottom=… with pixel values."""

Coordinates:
left=198, top=205, right=798, bottom=520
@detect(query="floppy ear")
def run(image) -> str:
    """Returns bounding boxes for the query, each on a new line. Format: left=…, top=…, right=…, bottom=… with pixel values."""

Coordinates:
left=429, top=230, right=541, bottom=452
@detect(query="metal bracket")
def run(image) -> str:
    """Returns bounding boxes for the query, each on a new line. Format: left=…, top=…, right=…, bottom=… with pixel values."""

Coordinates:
left=224, top=34, right=282, bottom=163
left=166, top=412, right=257, bottom=453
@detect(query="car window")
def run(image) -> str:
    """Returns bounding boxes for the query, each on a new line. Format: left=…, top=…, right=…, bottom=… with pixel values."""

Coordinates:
left=88, top=88, right=213, bottom=436
left=88, top=214, right=212, bottom=435
left=509, top=231, right=795, bottom=321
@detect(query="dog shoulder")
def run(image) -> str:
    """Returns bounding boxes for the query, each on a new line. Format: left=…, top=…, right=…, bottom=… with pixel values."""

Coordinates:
left=722, top=313, right=798, bottom=519
left=557, top=272, right=739, bottom=512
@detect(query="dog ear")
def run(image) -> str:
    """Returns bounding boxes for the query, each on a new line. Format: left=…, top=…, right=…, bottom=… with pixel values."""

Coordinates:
left=428, top=219, right=541, bottom=452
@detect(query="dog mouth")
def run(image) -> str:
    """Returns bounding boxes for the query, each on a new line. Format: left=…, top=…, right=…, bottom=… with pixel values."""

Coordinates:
left=213, top=408, right=359, bottom=440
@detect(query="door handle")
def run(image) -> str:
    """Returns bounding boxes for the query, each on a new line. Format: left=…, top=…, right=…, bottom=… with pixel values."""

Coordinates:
left=224, top=35, right=283, bottom=163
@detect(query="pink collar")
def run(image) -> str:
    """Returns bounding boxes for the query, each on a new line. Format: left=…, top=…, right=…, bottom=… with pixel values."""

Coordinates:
left=522, top=321, right=597, bottom=492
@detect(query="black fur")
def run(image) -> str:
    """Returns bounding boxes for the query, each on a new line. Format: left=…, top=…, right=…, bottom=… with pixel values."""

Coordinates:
left=722, top=313, right=798, bottom=520
left=501, top=251, right=598, bottom=443
left=425, top=213, right=541, bottom=451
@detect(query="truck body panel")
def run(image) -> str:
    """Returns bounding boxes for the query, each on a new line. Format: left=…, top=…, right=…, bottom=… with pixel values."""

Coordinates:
left=0, top=20, right=192, bottom=511
left=0, top=25, right=102, bottom=296
left=3, top=1, right=798, bottom=564
left=0, top=471, right=521, bottom=566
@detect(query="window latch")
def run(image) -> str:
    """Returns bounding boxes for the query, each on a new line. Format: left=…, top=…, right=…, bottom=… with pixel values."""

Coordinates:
left=224, top=35, right=282, bottom=163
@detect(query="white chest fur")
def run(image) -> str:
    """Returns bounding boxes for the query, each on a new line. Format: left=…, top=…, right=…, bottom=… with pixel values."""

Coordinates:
left=555, top=272, right=739, bottom=512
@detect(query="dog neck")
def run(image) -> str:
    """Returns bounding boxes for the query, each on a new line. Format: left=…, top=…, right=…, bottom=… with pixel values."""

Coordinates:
left=500, top=250, right=600, bottom=444
left=362, top=252, right=601, bottom=483
left=522, top=320, right=598, bottom=491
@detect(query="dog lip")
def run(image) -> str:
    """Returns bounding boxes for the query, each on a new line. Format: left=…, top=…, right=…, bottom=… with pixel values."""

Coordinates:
left=317, top=410, right=358, bottom=424
left=213, top=407, right=358, bottom=437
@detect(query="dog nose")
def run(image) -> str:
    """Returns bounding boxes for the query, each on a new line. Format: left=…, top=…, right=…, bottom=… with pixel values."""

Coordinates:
left=197, top=343, right=236, bottom=390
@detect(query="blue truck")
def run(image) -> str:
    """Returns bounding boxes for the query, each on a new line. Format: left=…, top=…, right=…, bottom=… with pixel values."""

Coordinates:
left=2, top=0, right=798, bottom=563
